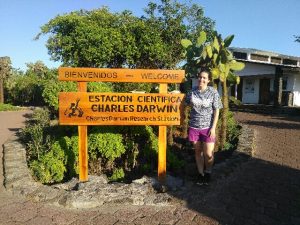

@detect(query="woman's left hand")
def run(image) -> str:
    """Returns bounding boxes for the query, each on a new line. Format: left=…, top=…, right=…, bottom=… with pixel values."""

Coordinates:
left=209, top=128, right=216, bottom=138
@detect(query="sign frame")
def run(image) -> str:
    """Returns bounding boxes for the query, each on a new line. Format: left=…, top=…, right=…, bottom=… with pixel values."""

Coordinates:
left=58, top=67, right=185, bottom=183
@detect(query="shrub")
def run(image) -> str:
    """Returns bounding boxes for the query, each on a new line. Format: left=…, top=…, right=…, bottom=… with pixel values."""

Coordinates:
left=108, top=168, right=125, bottom=182
left=29, top=141, right=66, bottom=184
left=216, top=110, right=241, bottom=151
left=88, top=129, right=126, bottom=161
left=21, top=108, right=51, bottom=160
left=42, top=79, right=77, bottom=111
left=0, top=103, right=20, bottom=111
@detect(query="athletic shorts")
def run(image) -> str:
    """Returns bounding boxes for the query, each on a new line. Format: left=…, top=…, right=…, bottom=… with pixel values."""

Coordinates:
left=188, top=127, right=215, bottom=143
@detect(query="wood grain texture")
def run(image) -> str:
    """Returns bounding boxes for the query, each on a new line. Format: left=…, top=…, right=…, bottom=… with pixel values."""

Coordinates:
left=59, top=92, right=184, bottom=126
left=59, top=67, right=185, bottom=83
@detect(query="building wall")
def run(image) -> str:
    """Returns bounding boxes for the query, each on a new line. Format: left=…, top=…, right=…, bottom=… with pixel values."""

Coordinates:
left=236, top=63, right=275, bottom=76
left=293, top=76, right=300, bottom=106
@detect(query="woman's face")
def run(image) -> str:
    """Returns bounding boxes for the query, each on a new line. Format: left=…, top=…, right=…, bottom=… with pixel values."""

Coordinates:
left=198, top=71, right=210, bottom=88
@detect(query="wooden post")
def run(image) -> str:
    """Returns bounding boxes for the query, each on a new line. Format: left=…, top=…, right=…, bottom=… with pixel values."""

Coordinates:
left=158, top=83, right=168, bottom=184
left=78, top=82, right=88, bottom=182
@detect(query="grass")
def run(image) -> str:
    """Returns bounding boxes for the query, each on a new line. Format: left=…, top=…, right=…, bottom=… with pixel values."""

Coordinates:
left=0, top=103, right=22, bottom=111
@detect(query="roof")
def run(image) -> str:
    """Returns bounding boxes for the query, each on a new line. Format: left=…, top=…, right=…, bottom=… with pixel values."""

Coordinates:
left=229, top=47, right=300, bottom=68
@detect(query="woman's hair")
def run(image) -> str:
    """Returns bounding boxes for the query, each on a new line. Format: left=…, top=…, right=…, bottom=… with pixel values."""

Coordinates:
left=198, top=67, right=212, bottom=81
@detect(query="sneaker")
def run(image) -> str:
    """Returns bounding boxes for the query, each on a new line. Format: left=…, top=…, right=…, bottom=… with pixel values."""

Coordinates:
left=203, top=173, right=211, bottom=185
left=196, top=174, right=205, bottom=186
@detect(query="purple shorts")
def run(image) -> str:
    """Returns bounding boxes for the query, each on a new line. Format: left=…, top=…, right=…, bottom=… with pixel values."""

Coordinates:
left=188, top=127, right=215, bottom=143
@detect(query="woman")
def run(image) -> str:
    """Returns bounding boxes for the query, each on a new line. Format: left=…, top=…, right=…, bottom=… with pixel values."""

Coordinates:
left=185, top=68, right=223, bottom=185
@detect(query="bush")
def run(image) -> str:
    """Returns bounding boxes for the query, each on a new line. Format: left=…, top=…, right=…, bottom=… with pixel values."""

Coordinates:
left=108, top=168, right=125, bottom=182
left=21, top=108, right=160, bottom=183
left=29, top=141, right=66, bottom=184
left=0, top=103, right=21, bottom=111
left=88, top=129, right=126, bottom=161
left=21, top=108, right=51, bottom=160
left=4, top=68, right=49, bottom=106
left=216, top=110, right=241, bottom=151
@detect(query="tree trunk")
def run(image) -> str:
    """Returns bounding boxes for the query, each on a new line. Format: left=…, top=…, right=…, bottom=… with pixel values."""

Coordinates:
left=0, top=79, right=4, bottom=103
left=220, top=79, right=229, bottom=150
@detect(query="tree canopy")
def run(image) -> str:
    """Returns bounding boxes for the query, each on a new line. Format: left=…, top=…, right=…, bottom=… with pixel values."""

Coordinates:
left=36, top=0, right=215, bottom=69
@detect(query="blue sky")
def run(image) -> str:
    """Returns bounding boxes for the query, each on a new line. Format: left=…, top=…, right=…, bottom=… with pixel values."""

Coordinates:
left=1, top=0, right=300, bottom=71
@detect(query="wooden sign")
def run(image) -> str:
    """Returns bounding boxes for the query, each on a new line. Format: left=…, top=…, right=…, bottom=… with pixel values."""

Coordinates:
left=59, top=92, right=184, bottom=126
left=58, top=67, right=185, bottom=83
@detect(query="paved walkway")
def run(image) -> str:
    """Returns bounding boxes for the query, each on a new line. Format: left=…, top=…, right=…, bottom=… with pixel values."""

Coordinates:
left=0, top=110, right=300, bottom=225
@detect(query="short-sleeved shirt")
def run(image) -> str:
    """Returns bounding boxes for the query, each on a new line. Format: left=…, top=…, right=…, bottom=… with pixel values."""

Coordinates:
left=185, top=86, right=223, bottom=129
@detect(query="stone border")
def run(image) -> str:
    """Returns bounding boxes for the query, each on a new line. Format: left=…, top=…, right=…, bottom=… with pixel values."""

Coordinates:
left=2, top=124, right=255, bottom=209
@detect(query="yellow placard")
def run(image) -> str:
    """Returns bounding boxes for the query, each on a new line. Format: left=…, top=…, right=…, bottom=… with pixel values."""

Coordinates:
left=58, top=67, right=185, bottom=83
left=59, top=92, right=184, bottom=126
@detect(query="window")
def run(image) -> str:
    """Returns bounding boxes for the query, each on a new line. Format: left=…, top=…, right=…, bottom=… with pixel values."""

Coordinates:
left=233, top=52, right=247, bottom=60
left=250, top=54, right=269, bottom=62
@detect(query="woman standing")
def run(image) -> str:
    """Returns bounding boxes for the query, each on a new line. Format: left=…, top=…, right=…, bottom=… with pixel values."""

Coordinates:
left=185, top=68, right=223, bottom=185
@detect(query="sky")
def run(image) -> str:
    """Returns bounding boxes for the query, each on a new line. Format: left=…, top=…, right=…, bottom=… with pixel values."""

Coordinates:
left=1, top=0, right=300, bottom=71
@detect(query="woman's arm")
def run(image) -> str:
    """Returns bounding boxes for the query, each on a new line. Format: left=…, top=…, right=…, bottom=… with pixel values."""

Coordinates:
left=209, top=108, right=220, bottom=137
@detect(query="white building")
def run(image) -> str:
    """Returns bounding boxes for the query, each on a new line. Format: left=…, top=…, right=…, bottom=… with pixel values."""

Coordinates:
left=230, top=48, right=300, bottom=106
left=192, top=48, right=300, bottom=107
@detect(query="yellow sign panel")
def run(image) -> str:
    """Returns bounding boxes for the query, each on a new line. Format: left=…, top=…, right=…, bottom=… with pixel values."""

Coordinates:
left=58, top=67, right=185, bottom=83
left=59, top=92, right=184, bottom=126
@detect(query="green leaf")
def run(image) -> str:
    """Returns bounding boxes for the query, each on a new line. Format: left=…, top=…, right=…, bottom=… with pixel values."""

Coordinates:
left=201, top=48, right=207, bottom=60
left=181, top=39, right=193, bottom=48
left=196, top=31, right=207, bottom=47
left=236, top=75, right=240, bottom=85
left=211, top=67, right=220, bottom=80
left=224, top=35, right=234, bottom=47
left=229, top=61, right=245, bottom=71
left=212, top=53, right=218, bottom=64
left=212, top=36, right=219, bottom=53
left=206, top=45, right=213, bottom=58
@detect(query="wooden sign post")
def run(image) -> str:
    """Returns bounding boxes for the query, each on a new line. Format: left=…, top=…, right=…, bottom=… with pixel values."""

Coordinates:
left=58, top=67, right=185, bottom=183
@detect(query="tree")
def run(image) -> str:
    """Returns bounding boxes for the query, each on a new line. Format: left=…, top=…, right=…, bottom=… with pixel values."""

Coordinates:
left=0, top=57, right=12, bottom=103
left=181, top=31, right=245, bottom=149
left=35, top=1, right=215, bottom=70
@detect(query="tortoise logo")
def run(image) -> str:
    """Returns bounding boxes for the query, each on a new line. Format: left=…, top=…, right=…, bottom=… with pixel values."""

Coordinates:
left=64, top=98, right=84, bottom=118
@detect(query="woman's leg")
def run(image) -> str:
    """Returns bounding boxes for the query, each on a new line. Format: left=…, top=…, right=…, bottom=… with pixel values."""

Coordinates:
left=203, top=142, right=215, bottom=173
left=193, top=141, right=205, bottom=176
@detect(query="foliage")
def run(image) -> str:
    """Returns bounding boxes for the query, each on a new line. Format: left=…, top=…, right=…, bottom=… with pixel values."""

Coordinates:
left=58, top=135, right=79, bottom=179
left=42, top=78, right=113, bottom=113
left=181, top=31, right=245, bottom=149
left=113, top=82, right=153, bottom=93
left=4, top=62, right=53, bottom=106
left=36, top=0, right=215, bottom=69
left=217, top=111, right=241, bottom=151
left=21, top=108, right=79, bottom=183
left=22, top=108, right=161, bottom=183
left=0, top=103, right=21, bottom=111
left=88, top=82, right=113, bottom=93
left=29, top=141, right=66, bottom=184
left=21, top=108, right=51, bottom=160
left=42, top=78, right=77, bottom=111
left=88, top=128, right=126, bottom=161
left=167, top=148, right=185, bottom=170
left=108, top=168, right=125, bottom=182
left=181, top=31, right=244, bottom=82
left=0, top=56, right=12, bottom=103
